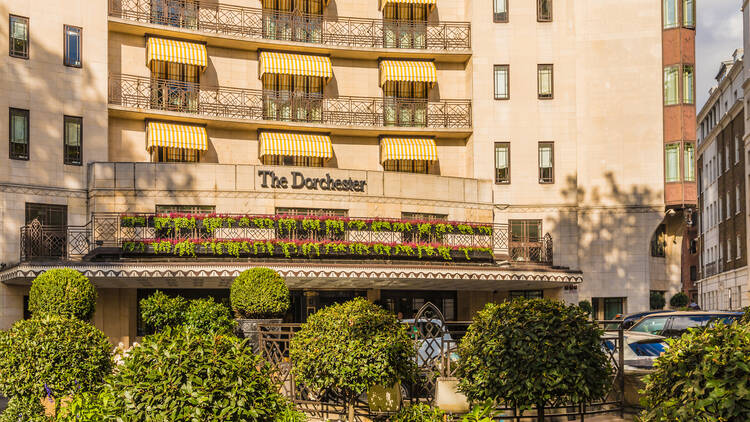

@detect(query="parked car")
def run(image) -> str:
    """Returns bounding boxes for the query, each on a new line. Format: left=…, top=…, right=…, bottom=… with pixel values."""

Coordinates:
left=617, top=310, right=675, bottom=330
left=603, top=331, right=669, bottom=370
left=627, top=311, right=743, bottom=338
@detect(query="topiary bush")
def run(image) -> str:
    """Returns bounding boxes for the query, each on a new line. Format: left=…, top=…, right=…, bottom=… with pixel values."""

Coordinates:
left=650, top=291, right=665, bottom=310
left=230, top=268, right=290, bottom=319
left=578, top=300, right=592, bottom=316
left=290, top=297, right=415, bottom=419
left=669, top=292, right=689, bottom=308
left=139, top=290, right=188, bottom=332
left=28, top=268, right=97, bottom=320
left=456, top=299, right=611, bottom=414
left=0, top=316, right=113, bottom=402
left=640, top=322, right=750, bottom=421
left=184, top=297, right=236, bottom=334
left=391, top=403, right=445, bottom=422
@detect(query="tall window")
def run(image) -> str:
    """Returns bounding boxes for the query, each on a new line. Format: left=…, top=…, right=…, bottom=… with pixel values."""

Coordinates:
left=493, top=0, right=508, bottom=22
left=262, top=74, right=323, bottom=122
left=151, top=0, right=200, bottom=29
left=736, top=136, right=741, bottom=164
left=664, top=65, right=679, bottom=105
left=9, top=108, right=29, bottom=160
left=663, top=0, right=678, bottom=28
left=9, top=15, right=29, bottom=59
left=651, top=224, right=666, bottom=257
left=737, top=185, right=742, bottom=215
left=494, top=65, right=509, bottom=100
left=383, top=81, right=428, bottom=127
left=494, top=142, right=510, bottom=184
left=738, top=234, right=742, bottom=259
left=509, top=220, right=543, bottom=262
left=665, top=143, right=680, bottom=182
left=537, top=64, right=553, bottom=99
left=63, top=116, right=82, bottom=166
left=63, top=25, right=82, bottom=67
left=538, top=142, right=553, bottom=183
left=150, top=60, right=200, bottom=112
left=262, top=0, right=323, bottom=43
left=537, top=0, right=552, bottom=22
left=383, top=4, right=427, bottom=49
left=684, top=143, right=695, bottom=181
left=682, top=65, right=694, bottom=104
left=727, top=192, right=731, bottom=219
left=682, top=0, right=695, bottom=27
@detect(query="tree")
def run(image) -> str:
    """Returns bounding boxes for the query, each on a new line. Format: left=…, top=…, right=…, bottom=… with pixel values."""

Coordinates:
left=28, top=268, right=97, bottom=320
left=669, top=292, right=688, bottom=309
left=578, top=300, right=592, bottom=316
left=230, top=268, right=290, bottom=318
left=649, top=291, right=665, bottom=310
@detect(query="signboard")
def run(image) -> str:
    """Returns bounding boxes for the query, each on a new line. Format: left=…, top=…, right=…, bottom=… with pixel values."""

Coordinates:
left=258, top=170, right=367, bottom=193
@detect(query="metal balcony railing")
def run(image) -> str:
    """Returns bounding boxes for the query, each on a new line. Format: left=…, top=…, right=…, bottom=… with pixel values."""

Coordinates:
left=108, top=0, right=471, bottom=51
left=109, top=74, right=472, bottom=129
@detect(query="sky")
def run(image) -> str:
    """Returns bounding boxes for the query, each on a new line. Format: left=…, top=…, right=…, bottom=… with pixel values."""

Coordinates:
left=695, top=0, right=744, bottom=109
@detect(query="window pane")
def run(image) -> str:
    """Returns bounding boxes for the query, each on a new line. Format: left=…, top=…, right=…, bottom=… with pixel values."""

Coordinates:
left=683, top=65, right=694, bottom=104
left=64, top=26, right=81, bottom=67
left=538, top=0, right=552, bottom=21
left=663, top=0, right=678, bottom=28
left=539, top=143, right=553, bottom=183
left=664, top=66, right=679, bottom=105
left=64, top=116, right=82, bottom=165
left=494, top=65, right=509, bottom=99
left=10, top=108, right=29, bottom=160
left=684, top=143, right=695, bottom=181
left=538, top=65, right=553, bottom=99
left=665, top=143, right=680, bottom=182
left=495, top=143, right=509, bottom=183
left=494, top=0, right=508, bottom=21
left=9, top=15, right=29, bottom=58
left=683, top=0, right=695, bottom=27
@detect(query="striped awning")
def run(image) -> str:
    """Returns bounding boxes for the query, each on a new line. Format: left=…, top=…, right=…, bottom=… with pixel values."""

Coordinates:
left=380, top=0, right=436, bottom=9
left=379, top=60, right=437, bottom=86
left=259, top=132, right=333, bottom=159
left=147, top=37, right=207, bottom=70
left=259, top=52, right=333, bottom=81
left=380, top=137, right=437, bottom=162
left=146, top=122, right=208, bottom=151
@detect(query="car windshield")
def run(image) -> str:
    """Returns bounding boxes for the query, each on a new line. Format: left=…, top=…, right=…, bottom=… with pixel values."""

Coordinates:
left=630, top=316, right=669, bottom=335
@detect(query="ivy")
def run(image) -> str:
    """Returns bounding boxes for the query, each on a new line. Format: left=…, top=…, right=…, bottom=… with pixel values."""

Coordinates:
left=238, top=217, right=251, bottom=227
left=347, top=220, right=367, bottom=231
left=151, top=240, right=172, bottom=254
left=437, top=246, right=451, bottom=261
left=417, top=223, right=432, bottom=236
left=121, top=216, right=146, bottom=227
left=392, top=222, right=413, bottom=233
left=174, top=239, right=196, bottom=257
left=302, top=219, right=321, bottom=233
left=154, top=217, right=172, bottom=233
left=477, top=225, right=493, bottom=236
left=202, top=217, right=229, bottom=234
left=457, top=224, right=474, bottom=235
left=435, top=223, right=453, bottom=236
left=173, top=217, right=196, bottom=231
left=252, top=218, right=275, bottom=229
left=371, top=221, right=391, bottom=232
left=278, top=219, right=297, bottom=235
left=325, top=219, right=345, bottom=237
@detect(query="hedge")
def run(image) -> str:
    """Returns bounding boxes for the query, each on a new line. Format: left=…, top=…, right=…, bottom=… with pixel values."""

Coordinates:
left=28, top=269, right=97, bottom=320
left=231, top=268, right=290, bottom=319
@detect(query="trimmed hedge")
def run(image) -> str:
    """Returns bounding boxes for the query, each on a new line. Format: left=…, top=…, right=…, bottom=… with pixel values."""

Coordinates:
left=28, top=269, right=97, bottom=320
left=139, top=290, right=188, bottom=332
left=669, top=292, right=689, bottom=308
left=231, top=268, right=290, bottom=319
left=184, top=297, right=236, bottom=334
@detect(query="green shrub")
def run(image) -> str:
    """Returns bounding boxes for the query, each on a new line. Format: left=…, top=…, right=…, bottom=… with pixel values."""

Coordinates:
left=56, top=389, right=124, bottom=422
left=275, top=404, right=308, bottom=422
left=650, top=291, right=665, bottom=310
left=456, top=299, right=611, bottom=411
left=669, top=292, right=688, bottom=308
left=290, top=298, right=415, bottom=417
left=0, top=396, right=47, bottom=422
left=640, top=322, right=750, bottom=421
left=184, top=297, right=236, bottom=334
left=230, top=268, right=290, bottom=318
left=742, top=306, right=750, bottom=324
left=391, top=403, right=445, bottom=422
left=0, top=316, right=113, bottom=400
left=139, top=290, right=188, bottom=332
left=577, top=300, right=592, bottom=316
left=28, top=269, right=97, bottom=320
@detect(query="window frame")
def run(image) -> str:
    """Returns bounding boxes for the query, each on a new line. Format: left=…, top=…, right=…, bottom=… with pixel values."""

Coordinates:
left=682, top=64, right=694, bottom=104
left=537, top=0, right=552, bottom=22
left=683, top=143, right=695, bottom=182
left=9, top=14, right=29, bottom=59
left=665, top=143, right=680, bottom=183
left=493, top=0, right=508, bottom=23
left=682, top=0, right=695, bottom=28
left=663, top=65, right=679, bottom=106
left=9, top=107, right=30, bottom=161
left=538, top=141, right=554, bottom=184
left=663, top=0, right=679, bottom=29
left=63, top=115, right=83, bottom=166
left=494, top=142, right=510, bottom=184
left=537, top=64, right=554, bottom=100
left=493, top=64, right=509, bottom=100
left=63, top=24, right=82, bottom=68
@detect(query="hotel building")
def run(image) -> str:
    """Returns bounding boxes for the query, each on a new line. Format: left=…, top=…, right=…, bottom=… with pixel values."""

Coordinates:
left=0, top=0, right=694, bottom=344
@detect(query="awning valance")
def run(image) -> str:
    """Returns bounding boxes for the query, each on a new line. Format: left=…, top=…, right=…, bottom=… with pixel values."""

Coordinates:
left=380, top=137, right=437, bottom=162
left=259, top=132, right=333, bottom=159
left=259, top=52, right=333, bottom=80
left=147, top=37, right=207, bottom=70
left=147, top=122, right=208, bottom=151
left=380, top=0, right=436, bottom=9
left=379, top=60, right=437, bottom=86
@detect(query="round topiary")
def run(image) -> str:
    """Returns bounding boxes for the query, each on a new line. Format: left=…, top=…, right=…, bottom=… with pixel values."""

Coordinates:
left=669, top=292, right=689, bottom=308
left=184, top=297, right=237, bottom=335
left=290, top=297, right=415, bottom=418
left=139, top=290, right=188, bottom=332
left=640, top=322, right=750, bottom=421
left=578, top=300, right=592, bottom=316
left=456, top=299, right=611, bottom=412
left=0, top=316, right=113, bottom=400
left=650, top=291, right=666, bottom=310
left=28, top=268, right=97, bottom=320
left=230, top=268, right=290, bottom=319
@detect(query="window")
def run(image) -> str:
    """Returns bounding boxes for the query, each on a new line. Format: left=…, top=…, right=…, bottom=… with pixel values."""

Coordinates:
left=493, top=0, right=508, bottom=22
left=9, top=108, right=29, bottom=160
left=727, top=192, right=731, bottom=219
left=664, top=65, right=679, bottom=105
left=537, top=64, right=553, bottom=99
left=537, top=0, right=552, bottom=22
left=510, top=290, right=543, bottom=300
left=737, top=234, right=742, bottom=259
left=151, top=0, right=200, bottom=30
left=690, top=265, right=697, bottom=281
left=682, top=65, right=694, bottom=104
left=25, top=203, right=67, bottom=226
left=63, top=25, right=81, bottom=67
left=663, top=0, right=678, bottom=28
left=156, top=205, right=215, bottom=214
left=725, top=146, right=729, bottom=172
left=736, top=136, right=741, bottom=164
left=538, top=142, right=553, bottom=183
left=682, top=0, right=694, bottom=27
left=276, top=207, right=348, bottom=217
left=63, top=116, right=82, bottom=165
left=262, top=74, right=323, bottom=122
left=9, top=15, right=29, bottom=59
left=737, top=185, right=742, bottom=215
left=665, top=143, right=680, bottom=182
left=402, top=212, right=447, bottom=221
left=509, top=220, right=543, bottom=262
left=631, top=315, right=669, bottom=335
left=382, top=4, right=427, bottom=48
left=494, top=65, right=509, bottom=100
left=726, top=240, right=731, bottom=263
left=651, top=224, right=666, bottom=257
left=154, top=147, right=200, bottom=163
left=684, top=143, right=694, bottom=181
left=603, top=298, right=624, bottom=320
left=262, top=155, right=323, bottom=167
left=150, top=60, right=200, bottom=112
left=383, top=159, right=430, bottom=174
left=494, top=142, right=510, bottom=183
left=383, top=81, right=428, bottom=127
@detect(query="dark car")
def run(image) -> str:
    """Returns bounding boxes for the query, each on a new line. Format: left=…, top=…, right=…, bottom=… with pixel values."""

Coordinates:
left=628, top=311, right=743, bottom=338
left=616, top=310, right=675, bottom=330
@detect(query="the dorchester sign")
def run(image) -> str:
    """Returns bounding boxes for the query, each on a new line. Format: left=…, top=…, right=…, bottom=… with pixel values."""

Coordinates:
left=258, top=170, right=367, bottom=192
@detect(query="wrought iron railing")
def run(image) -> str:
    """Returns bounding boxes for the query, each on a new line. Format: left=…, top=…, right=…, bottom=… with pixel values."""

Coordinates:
left=109, top=74, right=472, bottom=129
left=109, top=0, right=471, bottom=51
left=19, top=213, right=552, bottom=265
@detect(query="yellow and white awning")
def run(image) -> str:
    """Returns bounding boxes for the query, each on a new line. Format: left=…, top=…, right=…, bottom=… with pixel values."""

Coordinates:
left=259, top=52, right=333, bottom=81
left=380, top=137, right=437, bottom=162
left=380, top=0, right=436, bottom=9
left=147, top=122, right=208, bottom=151
left=259, top=132, right=333, bottom=159
left=147, top=37, right=208, bottom=70
left=379, top=60, right=437, bottom=86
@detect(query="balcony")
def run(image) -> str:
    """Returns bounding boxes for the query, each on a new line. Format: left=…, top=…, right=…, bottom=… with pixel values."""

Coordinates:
left=19, top=213, right=553, bottom=266
left=108, top=0, right=471, bottom=53
left=109, top=74, right=472, bottom=130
